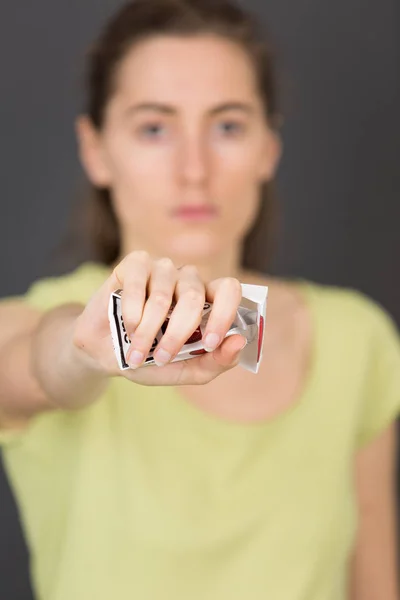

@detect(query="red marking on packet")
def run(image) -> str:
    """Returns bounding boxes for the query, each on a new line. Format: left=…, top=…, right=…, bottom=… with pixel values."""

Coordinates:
left=108, top=284, right=268, bottom=374
left=185, top=325, right=202, bottom=345
left=257, top=315, right=264, bottom=364
left=189, top=349, right=207, bottom=356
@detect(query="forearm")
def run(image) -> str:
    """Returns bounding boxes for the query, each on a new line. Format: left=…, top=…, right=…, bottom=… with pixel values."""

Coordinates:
left=0, top=304, right=109, bottom=422
left=349, top=530, right=399, bottom=600
left=349, top=424, right=400, bottom=600
left=32, top=303, right=109, bottom=409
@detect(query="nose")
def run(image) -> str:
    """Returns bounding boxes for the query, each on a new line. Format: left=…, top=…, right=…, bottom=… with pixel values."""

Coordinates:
left=178, top=132, right=209, bottom=188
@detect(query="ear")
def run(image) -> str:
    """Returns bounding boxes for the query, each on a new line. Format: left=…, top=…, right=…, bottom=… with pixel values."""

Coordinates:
left=258, top=128, right=282, bottom=182
left=75, top=115, right=112, bottom=187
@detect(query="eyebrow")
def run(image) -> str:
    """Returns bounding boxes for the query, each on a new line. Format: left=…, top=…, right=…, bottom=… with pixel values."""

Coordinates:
left=124, top=101, right=255, bottom=117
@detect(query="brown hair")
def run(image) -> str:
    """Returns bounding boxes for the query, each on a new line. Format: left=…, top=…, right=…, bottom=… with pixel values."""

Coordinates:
left=79, top=0, right=282, bottom=271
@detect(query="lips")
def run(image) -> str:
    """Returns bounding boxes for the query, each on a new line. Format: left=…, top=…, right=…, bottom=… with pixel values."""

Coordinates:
left=173, top=205, right=218, bottom=220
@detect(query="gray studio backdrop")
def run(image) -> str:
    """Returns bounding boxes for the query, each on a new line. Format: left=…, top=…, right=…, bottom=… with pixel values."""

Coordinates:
left=0, top=1, right=399, bottom=599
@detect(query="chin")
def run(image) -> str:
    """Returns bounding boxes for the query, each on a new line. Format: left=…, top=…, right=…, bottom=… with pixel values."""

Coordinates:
left=166, top=230, right=226, bottom=262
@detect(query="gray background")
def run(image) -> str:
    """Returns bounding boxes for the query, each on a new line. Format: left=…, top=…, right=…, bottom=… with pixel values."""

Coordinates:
left=0, top=1, right=399, bottom=598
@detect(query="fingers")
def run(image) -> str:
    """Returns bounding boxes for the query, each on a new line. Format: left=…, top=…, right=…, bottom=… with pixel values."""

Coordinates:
left=212, top=334, right=248, bottom=367
left=122, top=332, right=247, bottom=387
left=127, top=258, right=179, bottom=368
left=150, top=272, right=243, bottom=369
left=169, top=334, right=247, bottom=386
left=202, top=277, right=243, bottom=352
left=152, top=265, right=206, bottom=366
left=114, top=251, right=152, bottom=335
left=109, top=252, right=244, bottom=378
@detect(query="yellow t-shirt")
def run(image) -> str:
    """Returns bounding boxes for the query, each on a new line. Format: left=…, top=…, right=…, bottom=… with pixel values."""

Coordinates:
left=1, top=262, right=400, bottom=600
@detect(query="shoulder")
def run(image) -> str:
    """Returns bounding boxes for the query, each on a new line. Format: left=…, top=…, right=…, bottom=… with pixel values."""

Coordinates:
left=301, top=280, right=399, bottom=342
left=243, top=269, right=397, bottom=338
left=0, top=261, right=110, bottom=334
left=249, top=273, right=400, bottom=442
left=297, top=281, right=400, bottom=397
left=248, top=270, right=399, bottom=361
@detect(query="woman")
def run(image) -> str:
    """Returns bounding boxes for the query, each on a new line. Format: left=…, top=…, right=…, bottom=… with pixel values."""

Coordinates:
left=0, top=1, right=399, bottom=598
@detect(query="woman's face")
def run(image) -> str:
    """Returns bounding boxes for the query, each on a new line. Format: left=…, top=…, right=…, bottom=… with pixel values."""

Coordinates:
left=78, top=35, right=281, bottom=262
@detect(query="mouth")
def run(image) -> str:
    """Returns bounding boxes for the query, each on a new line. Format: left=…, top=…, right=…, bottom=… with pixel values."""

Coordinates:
left=172, top=205, right=219, bottom=223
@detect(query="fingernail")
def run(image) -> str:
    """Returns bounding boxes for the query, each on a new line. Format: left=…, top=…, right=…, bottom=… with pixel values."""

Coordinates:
left=128, top=350, right=144, bottom=369
left=154, top=348, right=172, bottom=367
left=204, top=333, right=220, bottom=352
left=238, top=337, right=247, bottom=350
left=232, top=338, right=247, bottom=361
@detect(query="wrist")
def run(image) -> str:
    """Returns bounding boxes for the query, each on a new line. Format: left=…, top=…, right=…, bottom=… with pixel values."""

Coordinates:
left=68, top=329, right=109, bottom=378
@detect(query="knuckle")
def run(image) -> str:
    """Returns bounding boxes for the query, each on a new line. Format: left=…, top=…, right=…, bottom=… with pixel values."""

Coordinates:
left=130, top=250, right=150, bottom=264
left=122, top=301, right=143, bottom=328
left=184, top=288, right=204, bottom=304
left=225, top=277, right=242, bottom=301
left=151, top=291, right=172, bottom=309
left=225, top=276, right=241, bottom=291
left=123, top=315, right=140, bottom=333
left=156, top=257, right=175, bottom=271
left=123, top=288, right=144, bottom=307
left=161, top=331, right=181, bottom=350
left=179, top=264, right=199, bottom=277
left=112, top=265, right=123, bottom=285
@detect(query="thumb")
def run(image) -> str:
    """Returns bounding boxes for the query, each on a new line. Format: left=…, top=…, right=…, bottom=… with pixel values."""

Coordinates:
left=210, top=334, right=247, bottom=369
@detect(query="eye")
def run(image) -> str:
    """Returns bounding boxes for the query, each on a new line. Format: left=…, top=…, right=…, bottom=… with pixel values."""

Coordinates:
left=137, top=123, right=167, bottom=139
left=215, top=120, right=246, bottom=137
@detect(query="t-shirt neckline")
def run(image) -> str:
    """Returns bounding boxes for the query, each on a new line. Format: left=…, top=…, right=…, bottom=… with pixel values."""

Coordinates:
left=166, top=278, right=322, bottom=439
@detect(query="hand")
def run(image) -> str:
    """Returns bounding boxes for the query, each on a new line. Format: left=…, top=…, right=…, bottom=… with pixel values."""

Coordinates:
left=73, top=251, right=247, bottom=386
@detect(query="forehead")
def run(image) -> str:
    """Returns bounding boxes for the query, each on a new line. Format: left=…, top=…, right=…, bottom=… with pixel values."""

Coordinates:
left=114, top=35, right=260, bottom=108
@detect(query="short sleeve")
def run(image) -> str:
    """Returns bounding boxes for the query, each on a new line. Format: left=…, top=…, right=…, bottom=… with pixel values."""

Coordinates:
left=0, top=423, right=29, bottom=447
left=22, top=275, right=84, bottom=312
left=6, top=262, right=108, bottom=313
left=0, top=275, right=83, bottom=316
left=357, top=302, right=400, bottom=447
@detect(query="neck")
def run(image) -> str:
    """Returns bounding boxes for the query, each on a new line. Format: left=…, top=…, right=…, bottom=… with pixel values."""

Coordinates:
left=174, top=247, right=244, bottom=284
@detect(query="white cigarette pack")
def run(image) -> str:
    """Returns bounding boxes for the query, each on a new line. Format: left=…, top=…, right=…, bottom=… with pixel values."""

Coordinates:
left=108, top=284, right=268, bottom=374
